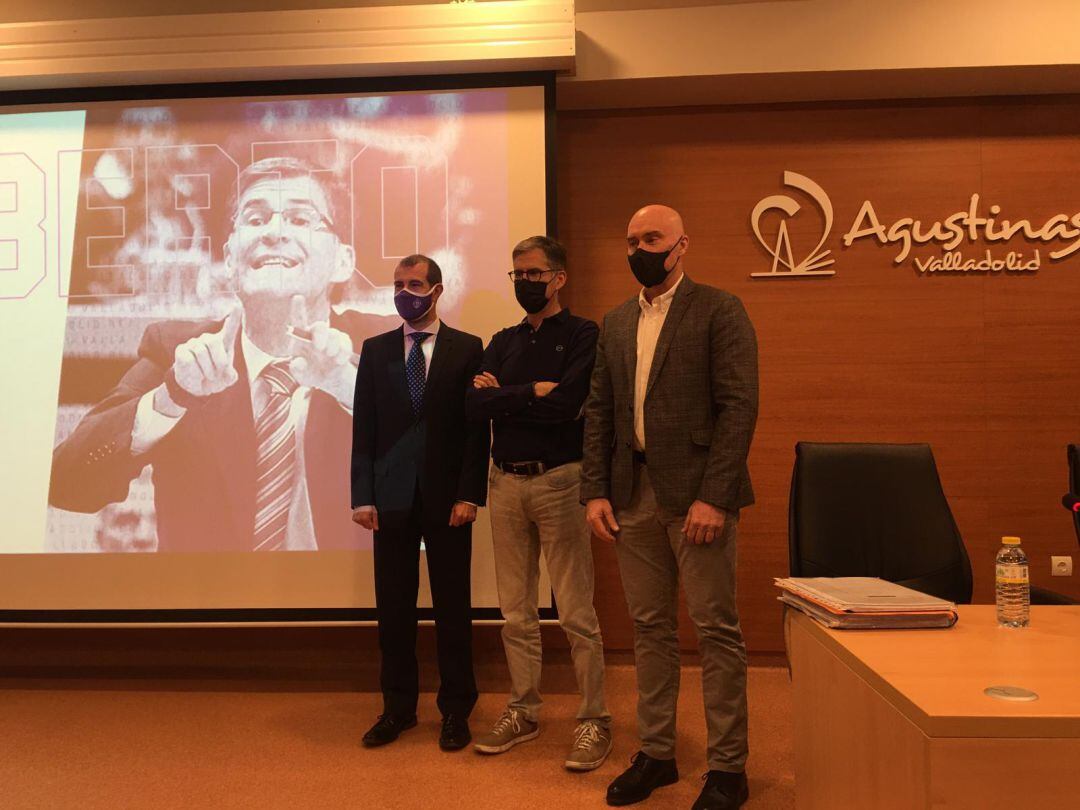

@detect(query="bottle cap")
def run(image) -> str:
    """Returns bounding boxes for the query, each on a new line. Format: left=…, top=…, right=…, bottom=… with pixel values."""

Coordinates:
left=1002, top=536, right=1022, bottom=545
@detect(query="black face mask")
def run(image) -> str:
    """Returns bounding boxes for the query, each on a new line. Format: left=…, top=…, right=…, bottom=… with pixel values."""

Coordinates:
left=514, top=279, right=551, bottom=314
left=628, top=237, right=682, bottom=288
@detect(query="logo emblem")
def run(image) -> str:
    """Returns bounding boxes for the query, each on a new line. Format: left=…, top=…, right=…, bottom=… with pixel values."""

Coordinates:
left=751, top=171, right=836, bottom=278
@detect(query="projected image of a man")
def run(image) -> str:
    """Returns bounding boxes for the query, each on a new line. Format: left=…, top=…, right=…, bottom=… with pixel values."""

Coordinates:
left=205, top=160, right=357, bottom=411
left=49, top=157, right=366, bottom=552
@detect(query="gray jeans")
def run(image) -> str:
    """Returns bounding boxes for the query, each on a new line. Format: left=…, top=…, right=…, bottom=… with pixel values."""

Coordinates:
left=613, top=462, right=748, bottom=771
left=489, top=461, right=610, bottom=724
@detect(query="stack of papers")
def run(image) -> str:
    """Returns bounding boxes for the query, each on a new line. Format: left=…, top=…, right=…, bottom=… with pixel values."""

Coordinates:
left=775, top=577, right=958, bottom=629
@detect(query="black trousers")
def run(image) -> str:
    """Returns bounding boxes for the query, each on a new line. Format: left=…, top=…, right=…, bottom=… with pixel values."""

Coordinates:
left=373, top=496, right=477, bottom=719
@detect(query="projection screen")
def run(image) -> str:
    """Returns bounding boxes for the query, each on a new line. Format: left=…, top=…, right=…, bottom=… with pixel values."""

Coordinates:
left=0, top=77, right=552, bottom=620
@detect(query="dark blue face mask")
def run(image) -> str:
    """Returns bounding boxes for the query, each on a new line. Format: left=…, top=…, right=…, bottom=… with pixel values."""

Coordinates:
left=394, top=286, right=439, bottom=322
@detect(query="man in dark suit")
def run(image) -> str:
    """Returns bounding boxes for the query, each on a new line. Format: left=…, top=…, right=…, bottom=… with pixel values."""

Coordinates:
left=351, top=253, right=489, bottom=752
left=582, top=205, right=759, bottom=810
left=49, top=157, right=368, bottom=552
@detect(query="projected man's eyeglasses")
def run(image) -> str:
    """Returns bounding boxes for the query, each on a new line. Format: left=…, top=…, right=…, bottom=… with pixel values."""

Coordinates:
left=236, top=204, right=335, bottom=233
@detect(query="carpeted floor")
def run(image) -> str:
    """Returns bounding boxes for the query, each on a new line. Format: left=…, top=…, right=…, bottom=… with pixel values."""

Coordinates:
left=1, top=665, right=793, bottom=809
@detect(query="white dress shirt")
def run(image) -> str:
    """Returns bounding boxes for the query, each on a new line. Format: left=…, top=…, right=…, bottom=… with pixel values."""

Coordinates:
left=131, top=325, right=322, bottom=550
left=634, top=272, right=685, bottom=452
left=403, top=317, right=440, bottom=373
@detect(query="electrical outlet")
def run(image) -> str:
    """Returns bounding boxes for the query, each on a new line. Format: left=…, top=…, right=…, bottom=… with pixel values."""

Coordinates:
left=1051, top=556, right=1073, bottom=577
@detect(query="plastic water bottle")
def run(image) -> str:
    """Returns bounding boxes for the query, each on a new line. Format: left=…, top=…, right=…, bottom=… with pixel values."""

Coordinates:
left=995, top=536, right=1030, bottom=628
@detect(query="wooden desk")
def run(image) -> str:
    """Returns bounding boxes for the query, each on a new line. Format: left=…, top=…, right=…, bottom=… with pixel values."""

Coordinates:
left=788, top=605, right=1080, bottom=809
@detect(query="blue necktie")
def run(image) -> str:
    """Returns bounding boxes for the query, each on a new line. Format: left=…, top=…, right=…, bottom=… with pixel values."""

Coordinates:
left=406, top=332, right=431, bottom=416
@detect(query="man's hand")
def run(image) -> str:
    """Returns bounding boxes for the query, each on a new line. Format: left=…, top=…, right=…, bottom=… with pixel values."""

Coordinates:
left=682, top=500, right=727, bottom=545
left=449, top=501, right=478, bottom=527
left=586, top=498, right=620, bottom=543
left=172, top=306, right=242, bottom=397
left=533, top=381, right=558, bottom=398
left=288, top=295, right=356, bottom=407
left=352, top=506, right=379, bottom=531
left=473, top=372, right=500, bottom=389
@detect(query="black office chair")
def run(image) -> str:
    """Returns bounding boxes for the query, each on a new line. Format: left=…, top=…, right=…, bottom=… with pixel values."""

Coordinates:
left=1068, top=445, right=1080, bottom=545
left=789, top=442, right=973, bottom=604
left=1027, top=447, right=1080, bottom=606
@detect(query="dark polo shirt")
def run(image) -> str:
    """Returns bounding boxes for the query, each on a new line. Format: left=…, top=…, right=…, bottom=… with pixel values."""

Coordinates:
left=466, top=308, right=599, bottom=467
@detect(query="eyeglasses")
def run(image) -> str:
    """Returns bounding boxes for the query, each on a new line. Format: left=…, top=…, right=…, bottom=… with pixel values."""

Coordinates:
left=236, top=204, right=335, bottom=233
left=507, top=268, right=557, bottom=282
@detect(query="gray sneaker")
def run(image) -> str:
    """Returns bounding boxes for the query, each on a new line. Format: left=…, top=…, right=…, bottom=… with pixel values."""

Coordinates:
left=564, top=720, right=613, bottom=771
left=473, top=708, right=540, bottom=754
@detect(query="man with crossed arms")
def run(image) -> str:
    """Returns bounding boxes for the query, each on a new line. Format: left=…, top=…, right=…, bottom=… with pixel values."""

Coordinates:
left=467, top=236, right=611, bottom=771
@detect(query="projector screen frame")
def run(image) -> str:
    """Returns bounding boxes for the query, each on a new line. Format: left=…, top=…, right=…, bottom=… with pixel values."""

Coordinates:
left=0, top=70, right=560, bottom=626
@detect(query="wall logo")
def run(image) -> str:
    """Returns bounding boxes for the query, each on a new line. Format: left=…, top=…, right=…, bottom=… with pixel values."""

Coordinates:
left=751, top=171, right=835, bottom=278
left=750, top=170, right=1080, bottom=277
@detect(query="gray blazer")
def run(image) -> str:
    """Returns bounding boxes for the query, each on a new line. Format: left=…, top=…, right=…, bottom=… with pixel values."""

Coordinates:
left=581, top=274, right=758, bottom=514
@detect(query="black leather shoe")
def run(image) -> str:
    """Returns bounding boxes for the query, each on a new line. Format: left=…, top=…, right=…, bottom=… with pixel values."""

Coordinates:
left=439, top=714, right=472, bottom=751
left=606, top=752, right=679, bottom=806
left=692, top=770, right=749, bottom=810
left=362, top=714, right=417, bottom=747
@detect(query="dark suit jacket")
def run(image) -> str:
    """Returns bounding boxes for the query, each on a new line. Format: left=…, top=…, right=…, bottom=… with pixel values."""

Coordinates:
left=581, top=275, right=759, bottom=514
left=49, top=312, right=368, bottom=552
left=350, top=323, right=489, bottom=529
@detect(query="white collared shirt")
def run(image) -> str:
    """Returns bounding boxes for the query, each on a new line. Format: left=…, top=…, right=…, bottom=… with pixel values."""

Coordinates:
left=239, top=329, right=317, bottom=551
left=633, top=272, right=685, bottom=451
left=403, top=317, right=441, bottom=374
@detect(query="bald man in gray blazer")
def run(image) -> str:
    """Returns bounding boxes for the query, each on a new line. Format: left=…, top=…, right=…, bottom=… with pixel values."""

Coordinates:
left=582, top=205, right=758, bottom=810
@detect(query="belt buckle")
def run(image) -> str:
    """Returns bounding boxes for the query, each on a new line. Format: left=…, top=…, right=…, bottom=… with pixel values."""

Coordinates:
left=508, top=460, right=544, bottom=476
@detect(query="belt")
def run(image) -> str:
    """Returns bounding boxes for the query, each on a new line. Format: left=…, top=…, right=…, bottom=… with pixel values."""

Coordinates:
left=496, top=460, right=564, bottom=476
left=632, top=450, right=647, bottom=465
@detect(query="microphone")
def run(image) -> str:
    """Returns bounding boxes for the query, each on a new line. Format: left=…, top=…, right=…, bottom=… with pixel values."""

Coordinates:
left=1062, top=494, right=1080, bottom=513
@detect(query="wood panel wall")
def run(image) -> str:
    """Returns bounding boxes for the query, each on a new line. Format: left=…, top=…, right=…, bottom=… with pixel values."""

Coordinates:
left=558, top=96, right=1080, bottom=654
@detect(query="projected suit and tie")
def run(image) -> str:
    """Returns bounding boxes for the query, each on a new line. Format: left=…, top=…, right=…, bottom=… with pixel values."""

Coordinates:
left=49, top=158, right=368, bottom=552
